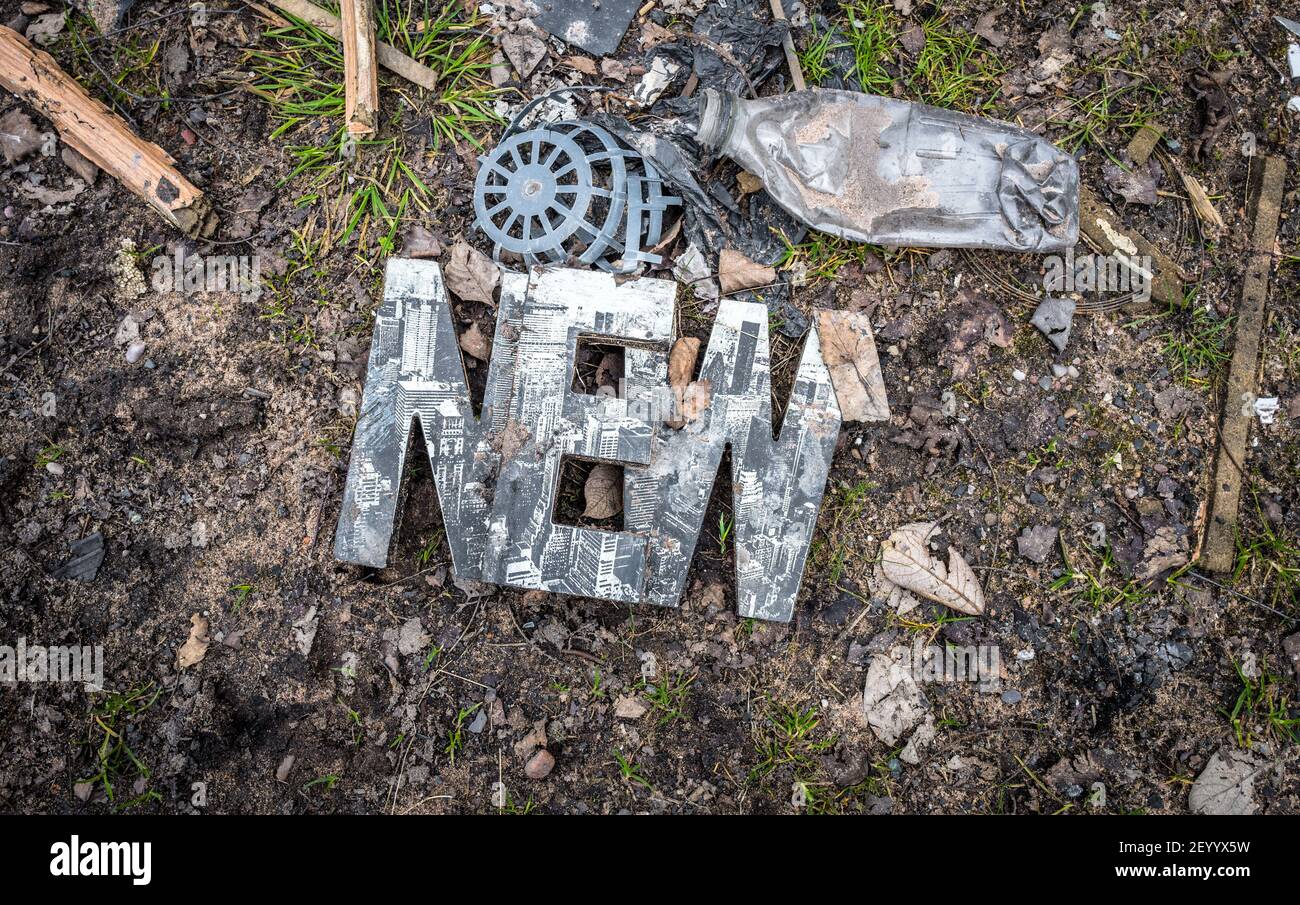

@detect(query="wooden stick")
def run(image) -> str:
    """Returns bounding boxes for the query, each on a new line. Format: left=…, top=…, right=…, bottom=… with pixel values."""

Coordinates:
left=768, top=0, right=806, bottom=91
left=340, top=0, right=379, bottom=136
left=266, top=0, right=439, bottom=92
left=1202, top=156, right=1287, bottom=572
left=1078, top=186, right=1185, bottom=311
left=0, top=26, right=216, bottom=237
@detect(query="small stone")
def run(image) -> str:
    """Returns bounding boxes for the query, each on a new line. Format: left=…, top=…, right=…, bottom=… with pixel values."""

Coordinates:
left=125, top=340, right=146, bottom=364
left=525, top=748, right=555, bottom=780
left=1017, top=525, right=1058, bottom=563
left=1012, top=368, right=1026, bottom=381
left=1001, top=690, right=1022, bottom=704
left=44, top=461, right=64, bottom=476
left=275, top=754, right=295, bottom=782
left=1030, top=296, right=1075, bottom=352
left=614, top=695, right=649, bottom=719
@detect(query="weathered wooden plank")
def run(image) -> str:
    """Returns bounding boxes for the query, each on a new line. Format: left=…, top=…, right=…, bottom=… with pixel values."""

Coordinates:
left=0, top=25, right=215, bottom=237
left=1202, top=156, right=1286, bottom=572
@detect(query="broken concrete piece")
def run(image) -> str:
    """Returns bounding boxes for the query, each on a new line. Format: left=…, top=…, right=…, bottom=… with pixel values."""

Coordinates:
left=72, top=0, right=133, bottom=34
left=536, top=0, right=640, bottom=57
left=1016, top=525, right=1057, bottom=564
left=501, top=27, right=547, bottom=80
left=695, top=88, right=1079, bottom=252
left=51, top=533, right=105, bottom=582
left=1030, top=296, right=1075, bottom=353
left=815, top=309, right=889, bottom=422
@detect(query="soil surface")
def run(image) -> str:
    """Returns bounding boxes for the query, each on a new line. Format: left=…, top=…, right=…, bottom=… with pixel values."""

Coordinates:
left=1, top=0, right=1297, bottom=814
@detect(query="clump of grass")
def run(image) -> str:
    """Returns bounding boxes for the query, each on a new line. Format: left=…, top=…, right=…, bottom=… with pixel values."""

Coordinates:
left=1160, top=306, right=1234, bottom=387
left=905, top=13, right=1004, bottom=112
left=749, top=702, right=888, bottom=813
left=1051, top=541, right=1148, bottom=610
left=1223, top=659, right=1299, bottom=749
left=778, top=229, right=887, bottom=283
left=642, top=672, right=695, bottom=726
left=841, top=0, right=899, bottom=94
left=445, top=703, right=480, bottom=763
left=1233, top=495, right=1300, bottom=610
left=813, top=479, right=877, bottom=584
left=80, top=684, right=162, bottom=810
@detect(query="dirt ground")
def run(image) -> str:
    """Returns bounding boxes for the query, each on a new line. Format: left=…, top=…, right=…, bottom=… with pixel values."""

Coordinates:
left=1, top=0, right=1297, bottom=815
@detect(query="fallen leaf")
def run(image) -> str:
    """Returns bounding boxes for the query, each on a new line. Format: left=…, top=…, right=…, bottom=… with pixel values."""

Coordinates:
left=444, top=240, right=499, bottom=305
left=177, top=613, right=211, bottom=669
left=736, top=171, right=764, bottom=195
left=815, top=310, right=889, bottom=422
left=666, top=337, right=703, bottom=429
left=563, top=55, right=598, bottom=76
left=25, top=11, right=65, bottom=46
left=718, top=248, right=776, bottom=295
left=613, top=695, right=648, bottom=719
left=881, top=522, right=986, bottom=615
left=459, top=321, right=492, bottom=361
left=600, top=58, right=628, bottom=82
left=582, top=464, right=623, bottom=519
left=1102, top=159, right=1160, bottom=205
left=404, top=224, right=442, bottom=259
left=500, top=29, right=547, bottom=80
left=972, top=9, right=1009, bottom=47
left=667, top=336, right=700, bottom=392
left=1189, top=748, right=1264, bottom=815
left=640, top=21, right=675, bottom=49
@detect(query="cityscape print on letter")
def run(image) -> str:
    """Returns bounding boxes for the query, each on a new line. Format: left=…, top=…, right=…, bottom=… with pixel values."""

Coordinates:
left=334, top=260, right=843, bottom=622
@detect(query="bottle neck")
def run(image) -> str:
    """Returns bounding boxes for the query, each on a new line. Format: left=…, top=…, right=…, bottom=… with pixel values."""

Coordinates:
left=694, top=89, right=737, bottom=155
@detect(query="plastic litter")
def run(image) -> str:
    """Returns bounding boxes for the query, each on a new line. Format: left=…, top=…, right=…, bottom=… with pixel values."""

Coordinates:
left=693, top=87, right=1080, bottom=252
left=472, top=120, right=680, bottom=273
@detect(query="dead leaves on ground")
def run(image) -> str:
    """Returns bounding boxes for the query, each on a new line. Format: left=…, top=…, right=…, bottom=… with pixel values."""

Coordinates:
left=177, top=613, right=211, bottom=669
left=881, top=522, right=986, bottom=616
left=582, top=464, right=623, bottom=520
left=445, top=239, right=499, bottom=305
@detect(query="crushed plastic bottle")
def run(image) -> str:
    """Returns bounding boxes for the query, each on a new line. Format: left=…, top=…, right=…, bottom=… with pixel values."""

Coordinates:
left=694, top=87, right=1079, bottom=253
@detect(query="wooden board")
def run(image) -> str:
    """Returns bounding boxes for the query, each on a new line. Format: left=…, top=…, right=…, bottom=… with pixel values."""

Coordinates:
left=1202, top=156, right=1287, bottom=572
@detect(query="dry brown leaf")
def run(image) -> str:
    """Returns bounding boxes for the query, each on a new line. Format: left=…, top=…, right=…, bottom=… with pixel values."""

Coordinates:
left=881, top=522, right=985, bottom=615
left=600, top=58, right=628, bottom=82
left=582, top=464, right=623, bottom=519
left=459, top=321, right=492, bottom=361
left=563, top=55, right=598, bottom=75
left=816, top=309, right=890, bottom=422
left=177, top=613, right=211, bottom=669
left=665, top=337, right=702, bottom=429
left=718, top=248, right=776, bottom=295
left=444, top=240, right=500, bottom=305
left=736, top=171, right=764, bottom=195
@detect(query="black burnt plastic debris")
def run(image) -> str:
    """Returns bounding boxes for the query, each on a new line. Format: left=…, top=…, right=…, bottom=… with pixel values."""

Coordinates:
left=535, top=0, right=642, bottom=57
